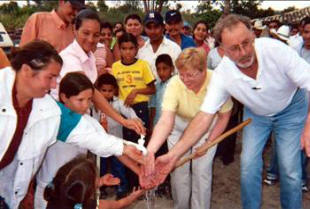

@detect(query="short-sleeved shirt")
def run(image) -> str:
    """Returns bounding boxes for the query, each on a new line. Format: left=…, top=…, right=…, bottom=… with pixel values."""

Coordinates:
left=201, top=38, right=310, bottom=116
left=50, top=39, right=97, bottom=100
left=162, top=70, right=233, bottom=121
left=137, top=37, right=181, bottom=81
left=166, top=33, right=196, bottom=50
left=149, top=78, right=171, bottom=125
left=20, top=10, right=74, bottom=53
left=112, top=59, right=155, bottom=104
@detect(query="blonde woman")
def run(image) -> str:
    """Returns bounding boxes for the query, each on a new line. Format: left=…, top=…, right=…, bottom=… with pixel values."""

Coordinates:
left=144, top=48, right=233, bottom=209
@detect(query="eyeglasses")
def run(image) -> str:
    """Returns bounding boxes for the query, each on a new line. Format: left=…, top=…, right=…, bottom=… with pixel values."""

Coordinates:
left=179, top=70, right=201, bottom=80
left=224, top=39, right=253, bottom=54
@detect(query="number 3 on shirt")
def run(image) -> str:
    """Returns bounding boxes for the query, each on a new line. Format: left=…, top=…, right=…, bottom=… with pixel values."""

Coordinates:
left=125, top=74, right=133, bottom=84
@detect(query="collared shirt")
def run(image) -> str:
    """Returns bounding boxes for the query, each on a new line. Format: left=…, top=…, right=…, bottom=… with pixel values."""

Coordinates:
left=51, top=39, right=97, bottom=100
left=201, top=38, right=310, bottom=116
left=162, top=71, right=233, bottom=121
left=149, top=78, right=171, bottom=125
left=166, top=33, right=196, bottom=50
left=137, top=37, right=181, bottom=81
left=20, top=10, right=74, bottom=52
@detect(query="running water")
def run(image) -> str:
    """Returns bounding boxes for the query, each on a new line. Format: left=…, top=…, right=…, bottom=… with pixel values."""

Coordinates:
left=145, top=188, right=156, bottom=209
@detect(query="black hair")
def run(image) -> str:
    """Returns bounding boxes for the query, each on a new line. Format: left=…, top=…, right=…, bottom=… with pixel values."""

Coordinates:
left=124, top=14, right=142, bottom=24
left=10, top=40, right=62, bottom=72
left=155, top=54, right=174, bottom=68
left=59, top=72, right=94, bottom=103
left=44, top=156, right=97, bottom=209
left=75, top=9, right=101, bottom=30
left=192, top=20, right=209, bottom=40
left=118, top=32, right=138, bottom=47
left=268, top=19, right=280, bottom=27
left=95, top=73, right=118, bottom=90
left=114, top=22, right=123, bottom=28
left=301, top=17, right=310, bottom=30
left=101, top=21, right=113, bottom=32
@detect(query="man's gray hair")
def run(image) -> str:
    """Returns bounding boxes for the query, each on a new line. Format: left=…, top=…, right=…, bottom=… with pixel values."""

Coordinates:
left=213, top=14, right=252, bottom=44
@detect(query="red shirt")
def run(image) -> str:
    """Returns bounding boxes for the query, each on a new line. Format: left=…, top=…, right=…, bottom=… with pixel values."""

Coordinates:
left=0, top=83, right=33, bottom=169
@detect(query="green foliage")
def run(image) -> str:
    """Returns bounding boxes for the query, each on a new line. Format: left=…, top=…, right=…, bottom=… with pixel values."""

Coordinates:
left=97, top=0, right=108, bottom=12
left=229, top=0, right=275, bottom=19
left=192, top=1, right=222, bottom=28
left=0, top=1, right=19, bottom=14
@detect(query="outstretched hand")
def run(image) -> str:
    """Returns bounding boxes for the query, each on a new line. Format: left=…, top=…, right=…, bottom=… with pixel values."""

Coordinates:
left=123, top=145, right=145, bottom=165
left=139, top=153, right=178, bottom=189
left=97, top=174, right=120, bottom=187
left=123, top=118, right=146, bottom=135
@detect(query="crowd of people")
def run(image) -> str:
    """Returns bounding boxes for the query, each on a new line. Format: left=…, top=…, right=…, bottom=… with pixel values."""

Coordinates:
left=1, top=0, right=310, bottom=209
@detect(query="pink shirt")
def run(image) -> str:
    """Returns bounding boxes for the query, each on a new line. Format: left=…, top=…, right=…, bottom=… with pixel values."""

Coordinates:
left=200, top=41, right=210, bottom=55
left=50, top=39, right=97, bottom=99
left=20, top=10, right=74, bottom=52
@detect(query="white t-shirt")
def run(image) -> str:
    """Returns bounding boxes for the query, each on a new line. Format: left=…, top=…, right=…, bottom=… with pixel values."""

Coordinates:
left=201, top=37, right=310, bottom=116
left=137, top=37, right=181, bottom=81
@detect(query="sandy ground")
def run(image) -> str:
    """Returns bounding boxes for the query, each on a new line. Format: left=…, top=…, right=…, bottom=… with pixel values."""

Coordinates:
left=124, top=137, right=310, bottom=209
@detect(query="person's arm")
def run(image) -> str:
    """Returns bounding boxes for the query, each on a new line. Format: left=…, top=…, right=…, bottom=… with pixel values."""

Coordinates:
left=93, top=89, right=145, bottom=134
left=149, top=107, right=156, bottom=132
left=57, top=111, right=144, bottom=165
left=105, top=45, right=114, bottom=68
left=207, top=110, right=232, bottom=142
left=150, top=112, right=216, bottom=186
left=117, top=155, right=140, bottom=174
left=143, top=110, right=175, bottom=176
left=98, top=188, right=144, bottom=209
left=20, top=13, right=38, bottom=46
left=0, top=48, right=10, bottom=69
left=301, top=102, right=310, bottom=157
left=124, top=81, right=155, bottom=106
left=112, top=42, right=121, bottom=62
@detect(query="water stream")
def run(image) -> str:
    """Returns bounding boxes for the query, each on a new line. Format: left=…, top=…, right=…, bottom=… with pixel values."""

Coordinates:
left=145, top=188, right=156, bottom=209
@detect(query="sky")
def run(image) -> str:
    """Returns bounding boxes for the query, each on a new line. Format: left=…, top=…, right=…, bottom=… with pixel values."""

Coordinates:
left=3, top=1, right=310, bottom=12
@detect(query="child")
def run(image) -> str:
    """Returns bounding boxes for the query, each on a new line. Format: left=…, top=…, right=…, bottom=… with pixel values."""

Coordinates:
left=111, top=32, right=156, bottom=190
left=44, top=155, right=144, bottom=209
left=149, top=54, right=174, bottom=198
left=149, top=54, right=174, bottom=131
left=94, top=73, right=138, bottom=199
left=34, top=72, right=140, bottom=208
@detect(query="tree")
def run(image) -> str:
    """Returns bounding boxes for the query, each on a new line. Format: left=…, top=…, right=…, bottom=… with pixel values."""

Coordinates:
left=142, top=0, right=169, bottom=13
left=281, top=6, right=296, bottom=14
left=97, top=0, right=108, bottom=12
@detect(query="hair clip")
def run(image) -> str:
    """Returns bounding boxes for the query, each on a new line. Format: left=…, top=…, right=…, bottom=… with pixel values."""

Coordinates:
left=29, top=58, right=46, bottom=68
left=74, top=203, right=83, bottom=209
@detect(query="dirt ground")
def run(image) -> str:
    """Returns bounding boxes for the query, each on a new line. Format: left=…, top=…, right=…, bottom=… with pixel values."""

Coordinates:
left=127, top=137, right=310, bottom=209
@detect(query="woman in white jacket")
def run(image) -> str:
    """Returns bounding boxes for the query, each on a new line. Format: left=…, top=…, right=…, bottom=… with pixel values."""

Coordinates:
left=0, top=40, right=143, bottom=209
